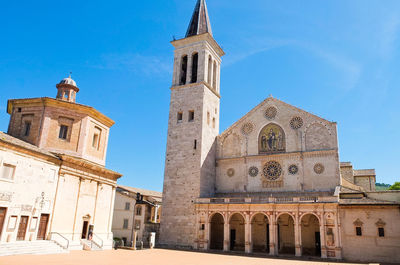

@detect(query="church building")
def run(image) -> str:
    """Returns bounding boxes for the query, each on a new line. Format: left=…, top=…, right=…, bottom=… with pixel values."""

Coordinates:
left=159, top=0, right=400, bottom=263
left=0, top=76, right=122, bottom=255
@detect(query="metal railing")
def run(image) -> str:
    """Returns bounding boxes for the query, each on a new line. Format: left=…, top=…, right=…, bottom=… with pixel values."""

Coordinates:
left=91, top=233, right=103, bottom=249
left=48, top=232, right=69, bottom=250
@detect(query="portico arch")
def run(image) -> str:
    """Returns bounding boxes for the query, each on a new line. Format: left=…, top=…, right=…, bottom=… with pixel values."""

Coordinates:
left=301, top=214, right=321, bottom=256
left=251, top=213, right=270, bottom=253
left=277, top=213, right=295, bottom=255
left=209, top=213, right=224, bottom=250
left=229, top=213, right=245, bottom=251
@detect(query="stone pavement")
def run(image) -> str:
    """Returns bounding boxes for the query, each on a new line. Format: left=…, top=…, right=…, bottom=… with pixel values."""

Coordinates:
left=0, top=249, right=374, bottom=265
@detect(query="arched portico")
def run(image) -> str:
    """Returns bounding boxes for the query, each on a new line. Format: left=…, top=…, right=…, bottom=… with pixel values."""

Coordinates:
left=251, top=213, right=270, bottom=253
left=301, top=214, right=321, bottom=256
left=229, top=213, right=245, bottom=251
left=209, top=213, right=224, bottom=250
left=277, top=213, right=295, bottom=255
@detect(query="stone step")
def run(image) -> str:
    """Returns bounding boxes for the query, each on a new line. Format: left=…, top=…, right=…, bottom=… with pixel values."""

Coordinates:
left=0, top=241, right=68, bottom=256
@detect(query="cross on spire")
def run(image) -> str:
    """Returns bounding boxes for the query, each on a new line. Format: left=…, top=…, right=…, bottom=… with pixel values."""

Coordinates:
left=185, top=0, right=213, bottom=38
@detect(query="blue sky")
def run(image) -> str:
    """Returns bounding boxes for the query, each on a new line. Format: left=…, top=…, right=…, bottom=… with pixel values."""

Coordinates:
left=0, top=0, right=399, bottom=191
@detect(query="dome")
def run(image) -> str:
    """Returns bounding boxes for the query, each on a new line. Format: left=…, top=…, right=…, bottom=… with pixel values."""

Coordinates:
left=59, top=77, right=77, bottom=87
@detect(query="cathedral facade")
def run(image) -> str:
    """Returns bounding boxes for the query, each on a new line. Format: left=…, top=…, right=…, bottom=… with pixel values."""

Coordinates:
left=159, top=0, right=400, bottom=263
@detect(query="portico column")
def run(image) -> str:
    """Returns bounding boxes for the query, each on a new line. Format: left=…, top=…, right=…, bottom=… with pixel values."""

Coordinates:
left=223, top=216, right=229, bottom=251
left=245, top=214, right=251, bottom=253
left=273, top=214, right=279, bottom=255
left=269, top=215, right=276, bottom=255
left=334, top=211, right=342, bottom=259
left=294, top=215, right=302, bottom=257
left=320, top=217, right=327, bottom=259
left=204, top=219, right=210, bottom=250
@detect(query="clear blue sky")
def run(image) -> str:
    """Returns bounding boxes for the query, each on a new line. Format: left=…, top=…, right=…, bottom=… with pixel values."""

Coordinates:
left=1, top=0, right=399, bottom=191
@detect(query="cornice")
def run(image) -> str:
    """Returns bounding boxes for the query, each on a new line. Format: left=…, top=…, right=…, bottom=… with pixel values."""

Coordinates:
left=7, top=97, right=115, bottom=127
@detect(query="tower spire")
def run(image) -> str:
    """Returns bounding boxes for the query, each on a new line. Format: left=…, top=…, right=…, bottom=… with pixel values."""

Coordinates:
left=185, top=0, right=213, bottom=38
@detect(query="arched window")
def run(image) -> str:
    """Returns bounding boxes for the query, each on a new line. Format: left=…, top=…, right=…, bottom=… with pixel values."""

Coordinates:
left=213, top=61, right=217, bottom=89
left=180, top=55, right=188, bottom=85
left=208, top=55, right=212, bottom=85
left=259, top=123, right=286, bottom=154
left=191, top=53, right=198, bottom=83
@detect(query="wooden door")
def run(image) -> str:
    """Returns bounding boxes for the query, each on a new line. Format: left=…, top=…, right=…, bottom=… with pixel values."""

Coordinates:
left=81, top=221, right=88, bottom=239
left=17, top=216, right=29, bottom=241
left=0, top=208, right=6, bottom=238
left=37, top=214, right=49, bottom=240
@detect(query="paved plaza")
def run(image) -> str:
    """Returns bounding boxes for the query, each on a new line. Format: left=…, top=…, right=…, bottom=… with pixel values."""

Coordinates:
left=0, top=249, right=376, bottom=265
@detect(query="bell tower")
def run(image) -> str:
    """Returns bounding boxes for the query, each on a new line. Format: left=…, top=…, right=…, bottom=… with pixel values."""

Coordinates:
left=160, top=0, right=225, bottom=248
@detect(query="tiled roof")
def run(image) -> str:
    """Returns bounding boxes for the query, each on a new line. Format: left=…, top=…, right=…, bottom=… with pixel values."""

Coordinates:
left=118, top=185, right=162, bottom=199
left=0, top=131, right=57, bottom=158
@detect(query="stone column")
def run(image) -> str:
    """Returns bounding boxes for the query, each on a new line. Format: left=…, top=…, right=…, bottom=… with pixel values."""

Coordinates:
left=334, top=211, right=342, bottom=259
left=272, top=213, right=279, bottom=255
left=294, top=215, right=302, bottom=257
left=245, top=214, right=251, bottom=253
left=132, top=230, right=137, bottom=250
left=186, top=54, right=192, bottom=85
left=204, top=218, right=210, bottom=251
left=320, top=217, right=327, bottom=259
left=223, top=218, right=229, bottom=251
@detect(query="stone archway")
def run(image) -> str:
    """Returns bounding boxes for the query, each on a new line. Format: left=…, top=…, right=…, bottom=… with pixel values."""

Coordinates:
left=209, top=213, right=224, bottom=250
left=229, top=213, right=245, bottom=251
left=251, top=213, right=270, bottom=253
left=277, top=213, right=295, bottom=255
left=301, top=214, right=321, bottom=256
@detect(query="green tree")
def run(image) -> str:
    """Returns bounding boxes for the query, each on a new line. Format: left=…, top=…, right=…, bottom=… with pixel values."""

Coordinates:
left=388, top=182, right=400, bottom=190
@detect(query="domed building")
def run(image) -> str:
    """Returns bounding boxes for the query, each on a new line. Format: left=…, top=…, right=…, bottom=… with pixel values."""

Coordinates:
left=159, top=0, right=400, bottom=263
left=0, top=75, right=122, bottom=254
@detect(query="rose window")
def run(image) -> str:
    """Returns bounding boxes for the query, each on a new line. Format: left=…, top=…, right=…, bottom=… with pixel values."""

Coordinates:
left=290, top=117, right=304, bottom=130
left=288, top=165, right=299, bottom=175
left=314, top=163, right=325, bottom=174
left=248, top=166, right=259, bottom=177
left=263, top=161, right=282, bottom=180
left=265, top=107, right=277, bottom=120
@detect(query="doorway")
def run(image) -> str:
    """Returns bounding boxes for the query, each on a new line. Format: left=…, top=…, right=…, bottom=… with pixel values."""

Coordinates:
left=81, top=221, right=89, bottom=239
left=37, top=214, right=49, bottom=240
left=17, top=216, right=29, bottom=241
left=230, top=229, right=236, bottom=250
left=229, top=213, right=245, bottom=251
left=0, top=208, right=6, bottom=238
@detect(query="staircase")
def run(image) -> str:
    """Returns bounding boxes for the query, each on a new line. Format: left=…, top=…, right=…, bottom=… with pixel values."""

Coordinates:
left=0, top=240, right=69, bottom=256
left=81, top=239, right=102, bottom=251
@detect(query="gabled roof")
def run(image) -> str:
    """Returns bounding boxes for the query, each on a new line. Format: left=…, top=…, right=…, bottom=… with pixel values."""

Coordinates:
left=220, top=96, right=336, bottom=138
left=186, top=0, right=213, bottom=38
left=118, top=185, right=162, bottom=199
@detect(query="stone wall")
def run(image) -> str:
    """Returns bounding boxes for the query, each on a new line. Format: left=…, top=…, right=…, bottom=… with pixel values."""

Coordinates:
left=339, top=206, right=400, bottom=263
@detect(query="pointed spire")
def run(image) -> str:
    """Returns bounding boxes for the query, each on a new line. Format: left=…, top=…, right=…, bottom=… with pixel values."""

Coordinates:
left=185, top=0, right=213, bottom=38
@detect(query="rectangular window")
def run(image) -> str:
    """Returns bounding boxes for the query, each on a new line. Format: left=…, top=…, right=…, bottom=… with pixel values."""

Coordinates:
left=356, top=226, right=362, bottom=236
left=1, top=164, right=16, bottom=180
left=201, top=224, right=205, bottom=230
left=134, top=220, right=141, bottom=230
left=188, top=111, right=194, bottom=122
left=177, top=112, right=183, bottom=123
left=212, top=118, right=216, bottom=129
left=23, top=122, right=31, bottom=137
left=92, top=127, right=101, bottom=149
left=136, top=206, right=142, bottom=216
left=123, top=219, right=129, bottom=229
left=125, top=202, right=130, bottom=211
left=378, top=227, right=385, bottom=237
left=207, top=112, right=210, bottom=125
left=59, top=125, right=68, bottom=140
left=194, top=139, right=197, bottom=150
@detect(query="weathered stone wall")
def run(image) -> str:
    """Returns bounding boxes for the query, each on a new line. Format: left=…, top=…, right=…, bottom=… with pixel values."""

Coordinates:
left=160, top=37, right=221, bottom=248
left=216, top=98, right=340, bottom=193
left=339, top=206, right=400, bottom=263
